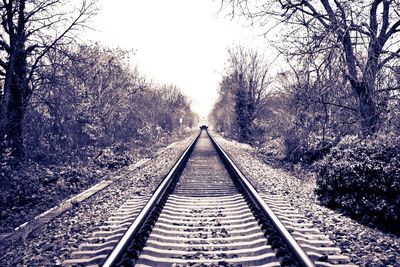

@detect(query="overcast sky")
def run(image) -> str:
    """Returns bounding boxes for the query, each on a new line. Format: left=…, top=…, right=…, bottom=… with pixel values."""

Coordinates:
left=82, top=0, right=273, bottom=118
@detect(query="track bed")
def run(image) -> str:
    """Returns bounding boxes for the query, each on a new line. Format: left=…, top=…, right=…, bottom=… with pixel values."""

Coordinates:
left=64, top=131, right=355, bottom=267
left=136, top=132, right=278, bottom=266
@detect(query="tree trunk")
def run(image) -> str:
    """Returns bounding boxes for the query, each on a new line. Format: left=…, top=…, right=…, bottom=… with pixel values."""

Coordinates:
left=1, top=0, right=28, bottom=160
left=6, top=83, right=24, bottom=158
left=5, top=46, right=28, bottom=159
left=354, top=82, right=379, bottom=136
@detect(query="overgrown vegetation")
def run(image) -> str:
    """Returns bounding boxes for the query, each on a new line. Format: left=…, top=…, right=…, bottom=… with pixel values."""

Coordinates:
left=22, top=44, right=197, bottom=163
left=209, top=46, right=270, bottom=144
left=212, top=0, right=400, bottom=232
left=316, top=134, right=400, bottom=233
left=0, top=1, right=198, bottom=231
left=0, top=42, right=197, bottom=221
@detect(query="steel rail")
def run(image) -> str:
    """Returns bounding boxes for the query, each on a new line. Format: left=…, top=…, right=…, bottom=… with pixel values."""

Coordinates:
left=207, top=131, right=316, bottom=267
left=102, top=131, right=201, bottom=267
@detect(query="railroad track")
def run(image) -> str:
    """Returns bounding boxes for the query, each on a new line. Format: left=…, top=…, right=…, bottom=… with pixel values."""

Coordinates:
left=64, top=131, right=355, bottom=267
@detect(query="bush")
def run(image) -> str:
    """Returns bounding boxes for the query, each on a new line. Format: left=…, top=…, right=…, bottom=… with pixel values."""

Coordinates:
left=93, top=146, right=132, bottom=170
left=315, top=134, right=400, bottom=232
left=257, top=137, right=286, bottom=164
left=284, top=130, right=335, bottom=164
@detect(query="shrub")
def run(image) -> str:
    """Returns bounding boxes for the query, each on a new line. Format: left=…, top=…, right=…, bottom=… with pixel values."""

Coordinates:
left=284, top=129, right=335, bottom=165
left=257, top=137, right=286, bottom=164
left=315, top=134, right=400, bottom=232
left=93, top=146, right=132, bottom=170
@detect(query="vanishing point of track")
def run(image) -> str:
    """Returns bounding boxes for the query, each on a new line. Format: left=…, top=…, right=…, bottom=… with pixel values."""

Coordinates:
left=64, top=131, right=355, bottom=267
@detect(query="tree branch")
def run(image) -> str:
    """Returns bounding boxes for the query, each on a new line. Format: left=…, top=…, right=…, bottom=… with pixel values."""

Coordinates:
left=27, top=0, right=96, bottom=83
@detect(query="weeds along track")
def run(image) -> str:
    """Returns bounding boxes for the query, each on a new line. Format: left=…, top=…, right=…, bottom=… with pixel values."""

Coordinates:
left=64, top=131, right=355, bottom=267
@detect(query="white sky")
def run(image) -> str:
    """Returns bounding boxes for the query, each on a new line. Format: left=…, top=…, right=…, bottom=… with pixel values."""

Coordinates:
left=81, top=0, right=274, bottom=118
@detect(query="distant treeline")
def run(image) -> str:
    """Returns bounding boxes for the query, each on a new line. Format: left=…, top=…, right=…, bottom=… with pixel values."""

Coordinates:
left=1, top=43, right=198, bottom=164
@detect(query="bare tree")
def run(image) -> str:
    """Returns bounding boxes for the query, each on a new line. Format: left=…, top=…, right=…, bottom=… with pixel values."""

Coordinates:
left=209, top=74, right=237, bottom=133
left=0, top=0, right=97, bottom=160
left=211, top=47, right=270, bottom=142
left=222, top=0, right=400, bottom=136
left=22, top=43, right=198, bottom=163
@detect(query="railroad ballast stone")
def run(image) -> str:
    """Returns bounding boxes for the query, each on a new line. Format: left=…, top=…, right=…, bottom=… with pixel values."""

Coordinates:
left=134, top=132, right=282, bottom=266
left=93, top=131, right=353, bottom=266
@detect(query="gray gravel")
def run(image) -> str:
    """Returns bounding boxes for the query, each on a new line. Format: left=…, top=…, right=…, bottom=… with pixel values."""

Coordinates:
left=0, top=134, right=196, bottom=266
left=214, top=134, right=400, bottom=267
left=2, top=132, right=398, bottom=267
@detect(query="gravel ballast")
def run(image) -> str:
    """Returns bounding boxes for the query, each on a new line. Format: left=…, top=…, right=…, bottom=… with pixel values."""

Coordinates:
left=214, top=134, right=400, bottom=267
left=0, top=134, right=196, bottom=266
left=1, top=132, right=398, bottom=266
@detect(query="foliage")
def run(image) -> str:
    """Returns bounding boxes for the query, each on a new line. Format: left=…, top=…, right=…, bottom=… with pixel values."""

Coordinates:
left=93, top=146, right=132, bottom=170
left=249, top=57, right=359, bottom=165
left=284, top=130, right=335, bottom=165
left=0, top=41, right=198, bottom=230
left=0, top=0, right=97, bottom=159
left=315, top=133, right=400, bottom=232
left=256, top=137, right=286, bottom=164
left=209, top=46, right=270, bottom=143
left=221, top=0, right=400, bottom=136
left=213, top=1, right=400, bottom=231
left=20, top=44, right=198, bottom=163
left=0, top=123, right=195, bottom=233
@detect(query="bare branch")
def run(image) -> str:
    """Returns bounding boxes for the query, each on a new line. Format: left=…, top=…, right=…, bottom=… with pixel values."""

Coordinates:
left=27, top=0, right=97, bottom=83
